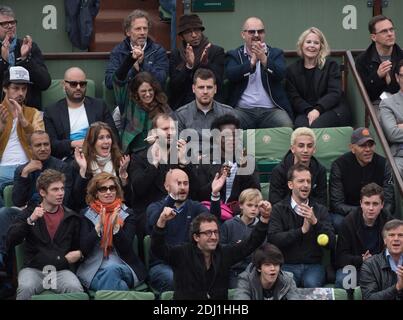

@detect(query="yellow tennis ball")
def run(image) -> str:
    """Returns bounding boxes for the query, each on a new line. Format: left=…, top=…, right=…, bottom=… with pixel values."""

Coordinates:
left=317, top=234, right=329, bottom=246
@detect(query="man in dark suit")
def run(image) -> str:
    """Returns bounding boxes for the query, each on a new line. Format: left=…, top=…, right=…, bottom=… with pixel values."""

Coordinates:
left=43, top=67, right=117, bottom=160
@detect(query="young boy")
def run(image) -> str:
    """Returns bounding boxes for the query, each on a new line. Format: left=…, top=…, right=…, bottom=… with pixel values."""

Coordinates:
left=220, top=188, right=271, bottom=288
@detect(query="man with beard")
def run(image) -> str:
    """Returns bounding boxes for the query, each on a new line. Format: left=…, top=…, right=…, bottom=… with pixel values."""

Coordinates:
left=329, top=127, right=395, bottom=232
left=356, top=15, right=403, bottom=104
left=225, top=17, right=293, bottom=129
left=0, top=66, right=44, bottom=204
left=169, top=14, right=225, bottom=110
left=105, top=9, right=168, bottom=90
left=267, top=163, right=335, bottom=288
left=146, top=168, right=224, bottom=293
left=0, top=5, right=51, bottom=108
left=44, top=67, right=117, bottom=160
left=175, top=68, right=235, bottom=155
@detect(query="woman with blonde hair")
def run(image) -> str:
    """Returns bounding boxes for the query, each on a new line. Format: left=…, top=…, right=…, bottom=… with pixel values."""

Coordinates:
left=76, top=172, right=146, bottom=291
left=286, top=27, right=350, bottom=128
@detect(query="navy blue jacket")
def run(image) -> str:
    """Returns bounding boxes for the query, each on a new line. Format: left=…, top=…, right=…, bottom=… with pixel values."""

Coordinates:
left=225, top=45, right=292, bottom=118
left=105, top=37, right=169, bottom=89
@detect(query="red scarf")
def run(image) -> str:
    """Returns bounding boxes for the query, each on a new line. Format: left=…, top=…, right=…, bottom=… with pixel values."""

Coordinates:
left=90, top=199, right=124, bottom=257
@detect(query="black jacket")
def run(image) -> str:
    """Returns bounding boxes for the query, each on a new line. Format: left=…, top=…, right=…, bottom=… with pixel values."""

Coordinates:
left=336, top=208, right=392, bottom=269
left=360, top=250, right=403, bottom=300
left=151, top=219, right=268, bottom=300
left=356, top=42, right=403, bottom=101
left=269, top=150, right=327, bottom=206
left=79, top=208, right=147, bottom=283
left=12, top=156, right=73, bottom=208
left=169, top=43, right=225, bottom=110
left=267, top=196, right=335, bottom=264
left=0, top=39, right=51, bottom=108
left=6, top=205, right=80, bottom=271
left=196, top=162, right=260, bottom=203
left=329, top=151, right=395, bottom=216
left=285, top=59, right=350, bottom=122
left=44, top=96, right=118, bottom=159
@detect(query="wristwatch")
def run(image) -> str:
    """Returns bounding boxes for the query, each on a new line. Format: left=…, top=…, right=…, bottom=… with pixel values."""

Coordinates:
left=27, top=216, right=35, bottom=226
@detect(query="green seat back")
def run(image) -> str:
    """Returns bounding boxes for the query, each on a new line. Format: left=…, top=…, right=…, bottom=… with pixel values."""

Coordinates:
left=42, top=79, right=96, bottom=109
left=354, top=287, right=362, bottom=300
left=3, top=185, right=13, bottom=207
left=332, top=288, right=348, bottom=300
left=94, top=290, right=155, bottom=300
left=160, top=290, right=174, bottom=300
left=31, top=292, right=89, bottom=300
left=143, top=235, right=151, bottom=271
left=312, top=127, right=353, bottom=171
left=260, top=182, right=270, bottom=201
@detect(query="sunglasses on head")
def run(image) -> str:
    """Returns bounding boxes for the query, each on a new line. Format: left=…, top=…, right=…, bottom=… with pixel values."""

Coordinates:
left=97, top=185, right=117, bottom=193
left=65, top=80, right=87, bottom=88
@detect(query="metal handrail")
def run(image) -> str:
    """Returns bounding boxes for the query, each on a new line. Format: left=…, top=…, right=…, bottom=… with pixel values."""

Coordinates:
left=345, top=50, right=403, bottom=196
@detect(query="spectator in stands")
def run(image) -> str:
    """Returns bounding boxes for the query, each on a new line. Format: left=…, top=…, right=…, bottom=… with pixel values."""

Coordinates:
left=329, top=127, right=395, bottom=232
left=146, top=168, right=223, bottom=293
left=77, top=173, right=146, bottom=291
left=6, top=169, right=83, bottom=300
left=360, top=219, right=403, bottom=300
left=269, top=127, right=327, bottom=206
left=267, top=163, right=335, bottom=288
left=356, top=15, right=403, bottom=105
left=196, top=114, right=260, bottom=207
left=0, top=66, right=44, bottom=206
left=234, top=243, right=300, bottom=300
left=286, top=27, right=350, bottom=128
left=169, top=14, right=225, bottom=110
left=151, top=205, right=270, bottom=300
left=114, top=71, right=171, bottom=153
left=175, top=68, right=235, bottom=153
left=225, top=17, right=293, bottom=129
left=128, top=114, right=195, bottom=242
left=220, top=188, right=272, bottom=288
left=72, top=122, right=129, bottom=211
left=380, top=59, right=403, bottom=177
left=335, top=183, right=392, bottom=288
left=0, top=5, right=51, bottom=108
left=44, top=67, right=117, bottom=160
left=105, top=9, right=168, bottom=89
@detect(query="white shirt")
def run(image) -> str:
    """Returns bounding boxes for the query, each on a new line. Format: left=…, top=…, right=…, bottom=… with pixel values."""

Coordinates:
left=68, top=104, right=89, bottom=141
left=1, top=118, right=29, bottom=165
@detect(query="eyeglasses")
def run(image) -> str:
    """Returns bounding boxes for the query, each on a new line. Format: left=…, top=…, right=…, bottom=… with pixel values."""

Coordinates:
left=243, top=29, right=265, bottom=36
left=198, top=230, right=219, bottom=237
left=64, top=80, right=87, bottom=88
left=97, top=185, right=117, bottom=193
left=375, top=27, right=395, bottom=35
left=0, top=20, right=17, bottom=28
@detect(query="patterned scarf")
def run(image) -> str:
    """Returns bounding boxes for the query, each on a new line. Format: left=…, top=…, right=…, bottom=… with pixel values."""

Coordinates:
left=90, top=198, right=124, bottom=257
left=177, top=34, right=210, bottom=70
left=90, top=154, right=115, bottom=175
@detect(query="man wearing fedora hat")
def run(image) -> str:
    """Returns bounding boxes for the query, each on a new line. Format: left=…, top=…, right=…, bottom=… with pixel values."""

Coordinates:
left=169, top=13, right=225, bottom=110
left=0, top=66, right=44, bottom=207
left=329, top=127, right=395, bottom=232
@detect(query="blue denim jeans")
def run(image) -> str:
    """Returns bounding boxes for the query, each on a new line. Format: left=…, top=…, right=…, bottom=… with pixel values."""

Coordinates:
left=235, top=107, right=293, bottom=129
left=89, top=264, right=135, bottom=291
left=148, top=263, right=174, bottom=293
left=330, top=213, right=345, bottom=235
left=282, top=263, right=325, bottom=288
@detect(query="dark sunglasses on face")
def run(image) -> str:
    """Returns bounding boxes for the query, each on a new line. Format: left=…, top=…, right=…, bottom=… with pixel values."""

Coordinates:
left=65, top=80, right=87, bottom=88
left=0, top=20, right=17, bottom=28
left=97, top=185, right=117, bottom=193
left=244, top=29, right=265, bottom=36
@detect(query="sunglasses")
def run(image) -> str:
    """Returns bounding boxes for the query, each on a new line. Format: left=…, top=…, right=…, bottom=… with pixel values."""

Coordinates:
left=244, top=29, right=265, bottom=36
left=97, top=185, right=117, bottom=193
left=0, top=20, right=17, bottom=28
left=64, top=80, right=87, bottom=88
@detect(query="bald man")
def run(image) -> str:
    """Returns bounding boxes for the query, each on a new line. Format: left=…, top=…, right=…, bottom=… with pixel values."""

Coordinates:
left=146, top=168, right=223, bottom=293
left=225, top=17, right=293, bottom=129
left=43, top=67, right=117, bottom=159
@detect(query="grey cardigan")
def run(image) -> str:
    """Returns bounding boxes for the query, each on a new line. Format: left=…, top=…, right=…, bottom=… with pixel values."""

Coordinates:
left=380, top=92, right=403, bottom=157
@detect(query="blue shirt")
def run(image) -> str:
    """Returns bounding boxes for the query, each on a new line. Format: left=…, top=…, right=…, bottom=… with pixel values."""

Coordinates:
left=385, top=249, right=403, bottom=272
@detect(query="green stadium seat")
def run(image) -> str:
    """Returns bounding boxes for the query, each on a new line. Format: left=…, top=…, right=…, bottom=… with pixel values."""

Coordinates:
left=41, top=79, right=96, bottom=109
left=94, top=290, right=155, bottom=300
left=353, top=286, right=362, bottom=300
left=143, top=235, right=151, bottom=271
left=31, top=292, right=90, bottom=300
left=312, top=127, right=353, bottom=171
left=102, top=80, right=116, bottom=113
left=260, top=182, right=270, bottom=201
left=159, top=289, right=237, bottom=300
left=3, top=185, right=13, bottom=207
left=332, top=288, right=348, bottom=300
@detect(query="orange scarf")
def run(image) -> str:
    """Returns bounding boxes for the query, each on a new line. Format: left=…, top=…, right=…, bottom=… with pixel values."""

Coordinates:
left=90, top=198, right=124, bottom=257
